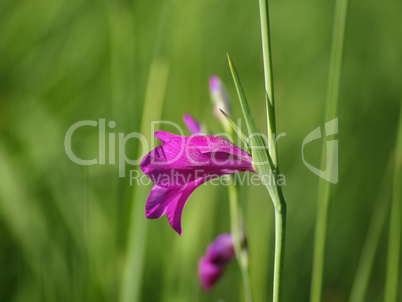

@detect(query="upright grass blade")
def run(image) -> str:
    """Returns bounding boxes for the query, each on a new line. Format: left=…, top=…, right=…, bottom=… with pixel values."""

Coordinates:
left=119, top=58, right=169, bottom=302
left=349, top=156, right=393, bottom=302
left=227, top=54, right=276, bottom=198
left=384, top=103, right=402, bottom=302
left=216, top=95, right=253, bottom=301
left=227, top=54, right=286, bottom=302
left=226, top=55, right=261, bottom=139
left=309, top=0, right=348, bottom=301
left=0, top=147, right=47, bottom=280
left=118, top=2, right=170, bottom=301
left=108, top=2, right=136, bottom=129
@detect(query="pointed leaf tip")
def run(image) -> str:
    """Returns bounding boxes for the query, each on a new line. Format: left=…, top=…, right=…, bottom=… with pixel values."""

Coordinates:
left=219, top=109, right=251, bottom=153
left=227, top=54, right=280, bottom=203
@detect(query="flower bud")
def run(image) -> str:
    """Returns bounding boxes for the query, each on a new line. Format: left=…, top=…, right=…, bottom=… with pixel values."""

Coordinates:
left=198, top=233, right=235, bottom=290
left=209, top=75, right=232, bottom=133
left=183, top=113, right=202, bottom=134
left=206, top=233, right=235, bottom=265
left=198, top=256, right=223, bottom=291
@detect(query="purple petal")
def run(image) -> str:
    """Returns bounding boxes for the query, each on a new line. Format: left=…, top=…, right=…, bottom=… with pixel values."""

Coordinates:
left=198, top=256, right=223, bottom=291
left=183, top=113, right=202, bottom=134
left=190, top=135, right=252, bottom=164
left=206, top=233, right=235, bottom=266
left=209, top=75, right=221, bottom=93
left=145, top=185, right=173, bottom=219
left=145, top=178, right=208, bottom=235
left=197, top=233, right=236, bottom=290
left=209, top=75, right=232, bottom=131
left=154, top=131, right=183, bottom=144
left=140, top=133, right=255, bottom=187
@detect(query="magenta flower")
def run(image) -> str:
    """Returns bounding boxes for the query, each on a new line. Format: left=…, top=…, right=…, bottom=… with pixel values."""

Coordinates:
left=198, top=233, right=235, bottom=290
left=183, top=113, right=202, bottom=134
left=140, top=131, right=255, bottom=235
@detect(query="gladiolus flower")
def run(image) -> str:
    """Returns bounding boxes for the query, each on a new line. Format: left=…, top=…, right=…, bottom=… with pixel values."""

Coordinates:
left=198, top=233, right=235, bottom=290
left=183, top=113, right=202, bottom=134
left=140, top=131, right=255, bottom=235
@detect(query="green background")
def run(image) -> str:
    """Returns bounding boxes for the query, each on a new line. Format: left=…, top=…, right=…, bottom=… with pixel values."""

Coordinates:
left=0, top=0, right=401, bottom=301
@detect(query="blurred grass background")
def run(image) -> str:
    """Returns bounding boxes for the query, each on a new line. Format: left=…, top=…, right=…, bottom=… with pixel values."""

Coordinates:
left=0, top=0, right=401, bottom=301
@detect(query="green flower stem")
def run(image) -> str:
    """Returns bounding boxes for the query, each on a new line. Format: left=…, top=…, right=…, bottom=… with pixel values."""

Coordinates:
left=228, top=177, right=253, bottom=302
left=310, top=0, right=348, bottom=301
left=257, top=0, right=287, bottom=301
left=384, top=104, right=402, bottom=302
left=271, top=187, right=287, bottom=302
left=258, top=0, right=277, bottom=167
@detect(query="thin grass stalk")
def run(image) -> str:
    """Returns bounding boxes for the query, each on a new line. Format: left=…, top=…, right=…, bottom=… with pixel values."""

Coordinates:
left=384, top=104, right=402, bottom=302
left=108, top=3, right=135, bottom=128
left=228, top=177, right=253, bottom=302
left=310, top=0, right=348, bottom=301
left=349, top=156, right=393, bottom=302
left=119, top=58, right=169, bottom=302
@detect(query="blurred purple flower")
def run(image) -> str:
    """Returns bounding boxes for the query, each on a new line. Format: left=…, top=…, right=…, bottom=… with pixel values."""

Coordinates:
left=183, top=113, right=202, bottom=134
left=198, top=257, right=223, bottom=291
left=209, top=75, right=232, bottom=132
left=205, top=233, right=235, bottom=265
left=140, top=131, right=255, bottom=235
left=198, top=233, right=235, bottom=290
